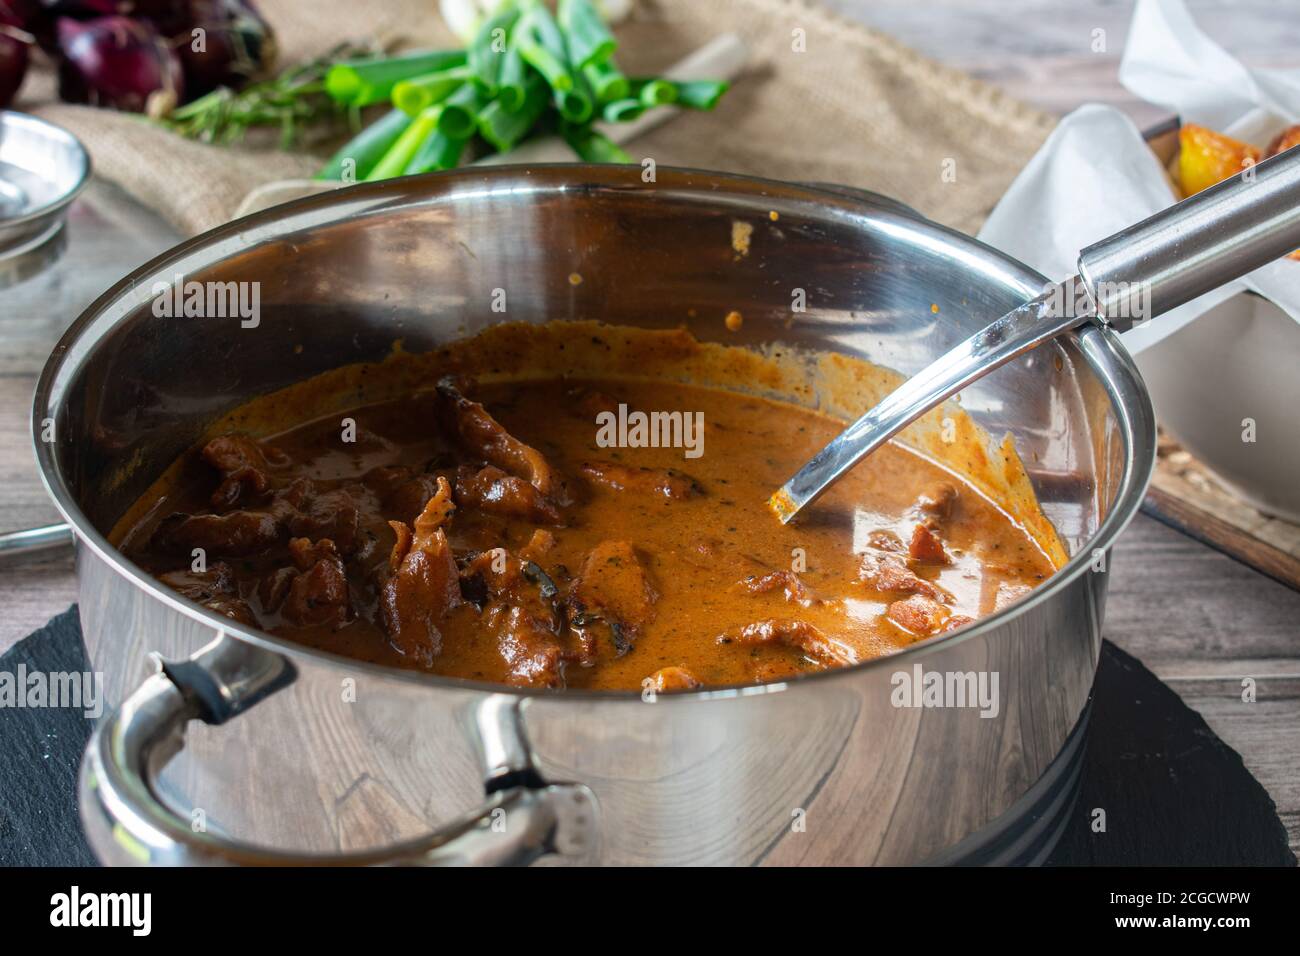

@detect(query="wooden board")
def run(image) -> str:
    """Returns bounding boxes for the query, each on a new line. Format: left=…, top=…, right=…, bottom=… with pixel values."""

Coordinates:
left=1145, top=432, right=1300, bottom=591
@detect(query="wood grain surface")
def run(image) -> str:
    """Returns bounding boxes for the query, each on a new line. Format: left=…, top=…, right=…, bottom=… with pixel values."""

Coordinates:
left=1147, top=434, right=1300, bottom=591
left=0, top=0, right=1296, bottom=854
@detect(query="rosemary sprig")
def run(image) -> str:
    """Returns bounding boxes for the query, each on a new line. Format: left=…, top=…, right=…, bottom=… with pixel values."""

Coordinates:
left=162, top=43, right=376, bottom=148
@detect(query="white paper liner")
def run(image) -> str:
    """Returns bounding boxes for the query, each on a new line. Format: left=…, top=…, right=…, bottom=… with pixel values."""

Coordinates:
left=978, top=0, right=1300, bottom=354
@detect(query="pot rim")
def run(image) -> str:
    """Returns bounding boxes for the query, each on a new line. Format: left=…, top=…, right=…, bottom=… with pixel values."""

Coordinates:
left=32, top=163, right=1156, bottom=703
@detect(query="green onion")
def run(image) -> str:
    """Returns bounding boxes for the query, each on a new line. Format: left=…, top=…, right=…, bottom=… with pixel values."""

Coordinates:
left=666, top=79, right=730, bottom=110
left=630, top=77, right=677, bottom=107
left=558, top=0, right=615, bottom=70
left=405, top=130, right=470, bottom=175
left=392, top=66, right=475, bottom=116
left=316, top=108, right=412, bottom=181
left=555, top=89, right=593, bottom=122
left=515, top=6, right=575, bottom=93
left=582, top=58, right=628, bottom=103
left=478, top=77, right=548, bottom=151
left=365, top=105, right=443, bottom=181
left=325, top=50, right=466, bottom=107
left=437, top=82, right=485, bottom=139
left=496, top=40, right=528, bottom=112
left=555, top=70, right=594, bottom=123
left=563, top=125, right=632, bottom=164
left=468, top=7, right=521, bottom=92
left=601, top=97, right=644, bottom=123
left=313, top=2, right=731, bottom=182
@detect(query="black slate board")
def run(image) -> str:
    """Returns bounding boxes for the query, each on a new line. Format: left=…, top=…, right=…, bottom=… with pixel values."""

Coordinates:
left=1047, top=640, right=1295, bottom=866
left=0, top=607, right=97, bottom=867
left=0, top=606, right=1293, bottom=867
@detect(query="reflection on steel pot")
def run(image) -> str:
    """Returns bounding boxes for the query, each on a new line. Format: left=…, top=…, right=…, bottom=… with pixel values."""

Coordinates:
left=34, top=166, right=1154, bottom=866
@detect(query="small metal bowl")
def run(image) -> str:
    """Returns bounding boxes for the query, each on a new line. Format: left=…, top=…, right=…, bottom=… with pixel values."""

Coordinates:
left=0, top=111, right=90, bottom=285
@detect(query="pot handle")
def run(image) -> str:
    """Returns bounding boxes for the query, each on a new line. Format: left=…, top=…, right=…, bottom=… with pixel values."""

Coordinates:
left=80, top=634, right=598, bottom=866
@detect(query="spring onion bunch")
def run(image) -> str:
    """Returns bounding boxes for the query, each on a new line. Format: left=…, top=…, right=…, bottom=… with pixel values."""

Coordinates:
left=316, top=0, right=729, bottom=181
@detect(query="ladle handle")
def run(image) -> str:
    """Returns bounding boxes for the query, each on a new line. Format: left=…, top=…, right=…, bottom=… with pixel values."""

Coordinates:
left=1078, top=144, right=1300, bottom=332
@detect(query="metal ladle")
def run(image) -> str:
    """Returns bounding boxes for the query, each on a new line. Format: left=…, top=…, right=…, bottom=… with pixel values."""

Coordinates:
left=770, top=145, right=1300, bottom=524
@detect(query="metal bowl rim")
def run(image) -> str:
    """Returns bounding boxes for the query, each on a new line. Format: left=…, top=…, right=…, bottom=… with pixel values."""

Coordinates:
left=0, top=110, right=92, bottom=232
left=31, top=163, right=1156, bottom=703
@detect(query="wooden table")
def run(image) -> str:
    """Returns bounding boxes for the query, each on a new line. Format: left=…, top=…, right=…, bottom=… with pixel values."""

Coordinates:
left=0, top=182, right=178, bottom=640
left=1, top=0, right=1296, bottom=856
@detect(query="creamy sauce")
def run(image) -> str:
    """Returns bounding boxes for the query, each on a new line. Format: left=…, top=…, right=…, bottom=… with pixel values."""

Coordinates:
left=119, top=372, right=1056, bottom=691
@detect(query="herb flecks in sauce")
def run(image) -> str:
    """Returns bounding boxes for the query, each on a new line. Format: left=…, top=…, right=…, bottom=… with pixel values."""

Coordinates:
left=116, top=324, right=1059, bottom=692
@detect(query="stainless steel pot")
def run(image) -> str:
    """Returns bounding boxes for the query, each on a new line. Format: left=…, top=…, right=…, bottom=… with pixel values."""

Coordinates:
left=33, top=165, right=1155, bottom=866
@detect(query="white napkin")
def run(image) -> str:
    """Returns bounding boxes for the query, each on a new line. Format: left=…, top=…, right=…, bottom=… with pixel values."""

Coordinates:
left=978, top=0, right=1300, bottom=354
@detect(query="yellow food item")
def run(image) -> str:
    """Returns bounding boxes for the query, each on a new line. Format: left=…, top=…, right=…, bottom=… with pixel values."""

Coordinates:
left=1265, top=124, right=1300, bottom=159
left=730, top=220, right=753, bottom=257
left=1176, top=124, right=1261, bottom=197
left=1264, top=126, right=1300, bottom=259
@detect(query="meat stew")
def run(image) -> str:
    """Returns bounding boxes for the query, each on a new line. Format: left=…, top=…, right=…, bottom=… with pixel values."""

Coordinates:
left=115, top=323, right=1060, bottom=692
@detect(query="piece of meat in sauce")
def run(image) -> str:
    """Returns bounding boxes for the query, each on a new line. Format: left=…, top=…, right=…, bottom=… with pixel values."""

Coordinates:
left=580, top=460, right=701, bottom=500
left=863, top=529, right=906, bottom=553
left=731, top=569, right=820, bottom=608
left=915, top=480, right=959, bottom=521
left=364, top=466, right=452, bottom=525
left=460, top=548, right=590, bottom=687
left=857, top=551, right=950, bottom=602
left=488, top=604, right=567, bottom=687
left=280, top=537, right=351, bottom=628
left=569, top=540, right=657, bottom=655
left=716, top=619, right=858, bottom=667
left=287, top=485, right=363, bottom=555
left=436, top=377, right=557, bottom=496
left=897, top=481, right=959, bottom=565
left=885, top=594, right=951, bottom=638
left=380, top=477, right=462, bottom=664
left=153, top=474, right=354, bottom=561
left=907, top=523, right=950, bottom=564
left=455, top=465, right=562, bottom=524
left=257, top=566, right=296, bottom=614
left=643, top=666, right=701, bottom=694
left=202, top=434, right=289, bottom=510
left=158, top=562, right=256, bottom=626
left=458, top=547, right=562, bottom=616
left=154, top=506, right=289, bottom=558
left=521, top=529, right=556, bottom=560
left=943, top=614, right=977, bottom=633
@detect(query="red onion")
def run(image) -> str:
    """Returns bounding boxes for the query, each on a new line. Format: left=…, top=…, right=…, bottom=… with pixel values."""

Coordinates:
left=0, top=5, right=30, bottom=107
left=26, top=2, right=123, bottom=52
left=171, top=0, right=275, bottom=98
left=0, top=0, right=42, bottom=27
left=57, top=15, right=183, bottom=114
left=125, top=1, right=185, bottom=16
left=51, top=1, right=120, bottom=13
left=42, top=1, right=183, bottom=21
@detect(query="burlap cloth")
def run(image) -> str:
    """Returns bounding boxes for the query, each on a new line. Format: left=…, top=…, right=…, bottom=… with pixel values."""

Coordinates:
left=21, top=0, right=1056, bottom=237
